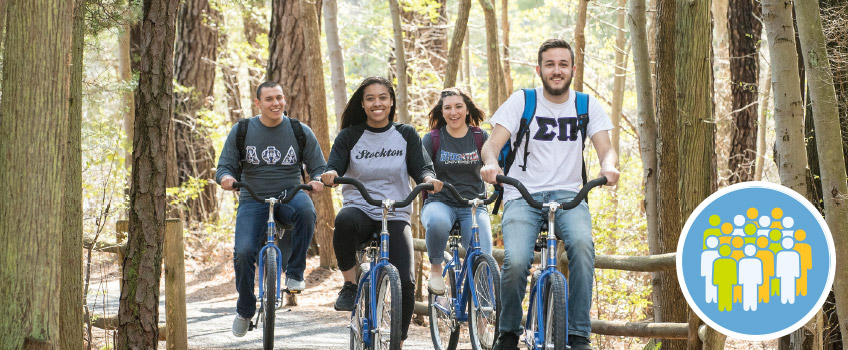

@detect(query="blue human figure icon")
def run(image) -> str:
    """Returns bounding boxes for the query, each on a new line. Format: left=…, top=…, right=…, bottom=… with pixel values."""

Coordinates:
left=776, top=237, right=801, bottom=304
left=701, top=236, right=721, bottom=303
left=738, top=244, right=763, bottom=311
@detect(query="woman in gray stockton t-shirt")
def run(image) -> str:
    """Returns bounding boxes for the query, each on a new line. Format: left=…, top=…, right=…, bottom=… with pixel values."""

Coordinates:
left=420, top=88, right=493, bottom=295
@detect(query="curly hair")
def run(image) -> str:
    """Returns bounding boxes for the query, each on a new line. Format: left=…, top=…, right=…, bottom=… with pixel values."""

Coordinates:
left=427, top=87, right=486, bottom=130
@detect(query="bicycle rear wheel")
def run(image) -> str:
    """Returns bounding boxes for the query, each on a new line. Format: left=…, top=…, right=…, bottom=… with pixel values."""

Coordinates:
left=428, top=266, right=458, bottom=350
left=374, top=265, right=402, bottom=350
left=262, top=248, right=277, bottom=350
left=468, top=254, right=501, bottom=350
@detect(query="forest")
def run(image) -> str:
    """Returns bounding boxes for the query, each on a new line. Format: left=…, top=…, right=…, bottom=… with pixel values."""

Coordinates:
left=0, top=0, right=846, bottom=349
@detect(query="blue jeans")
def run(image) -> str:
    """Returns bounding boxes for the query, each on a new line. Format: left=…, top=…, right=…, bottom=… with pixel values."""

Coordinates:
left=421, top=201, right=493, bottom=265
left=499, top=190, right=594, bottom=338
left=233, top=191, right=316, bottom=318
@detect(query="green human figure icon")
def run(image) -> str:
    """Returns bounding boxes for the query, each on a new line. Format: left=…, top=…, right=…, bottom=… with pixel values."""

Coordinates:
left=704, top=214, right=722, bottom=249
left=713, top=244, right=737, bottom=312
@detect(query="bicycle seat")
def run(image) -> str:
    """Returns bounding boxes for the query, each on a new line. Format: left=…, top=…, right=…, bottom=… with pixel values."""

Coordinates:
left=357, top=230, right=380, bottom=251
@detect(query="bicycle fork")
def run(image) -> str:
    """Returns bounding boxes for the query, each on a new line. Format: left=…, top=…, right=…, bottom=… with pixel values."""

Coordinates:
left=257, top=199, right=283, bottom=309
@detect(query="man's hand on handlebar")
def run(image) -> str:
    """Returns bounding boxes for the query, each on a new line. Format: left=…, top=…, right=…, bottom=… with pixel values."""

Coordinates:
left=423, top=176, right=443, bottom=194
left=599, top=167, right=620, bottom=186
left=308, top=180, right=324, bottom=192
left=321, top=170, right=338, bottom=187
left=480, top=163, right=503, bottom=185
left=221, top=175, right=237, bottom=192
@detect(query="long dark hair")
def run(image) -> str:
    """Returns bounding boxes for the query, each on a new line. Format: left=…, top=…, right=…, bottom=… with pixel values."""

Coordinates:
left=340, top=77, right=397, bottom=130
left=427, top=87, right=486, bottom=130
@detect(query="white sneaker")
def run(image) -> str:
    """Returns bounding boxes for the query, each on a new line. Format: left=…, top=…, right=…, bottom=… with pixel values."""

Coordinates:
left=285, top=277, right=305, bottom=291
left=429, top=272, right=446, bottom=295
left=232, top=314, right=250, bottom=337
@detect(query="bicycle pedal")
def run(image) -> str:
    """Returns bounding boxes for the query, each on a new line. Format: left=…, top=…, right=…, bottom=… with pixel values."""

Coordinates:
left=284, top=288, right=302, bottom=295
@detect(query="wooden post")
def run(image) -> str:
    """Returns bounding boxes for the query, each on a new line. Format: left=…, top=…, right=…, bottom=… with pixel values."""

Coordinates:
left=164, top=219, right=187, bottom=349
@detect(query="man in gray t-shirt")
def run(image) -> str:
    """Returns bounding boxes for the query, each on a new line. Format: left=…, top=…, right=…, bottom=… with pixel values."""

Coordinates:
left=215, top=82, right=326, bottom=337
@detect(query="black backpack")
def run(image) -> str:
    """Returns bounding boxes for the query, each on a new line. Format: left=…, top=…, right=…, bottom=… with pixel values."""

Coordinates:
left=235, top=115, right=308, bottom=182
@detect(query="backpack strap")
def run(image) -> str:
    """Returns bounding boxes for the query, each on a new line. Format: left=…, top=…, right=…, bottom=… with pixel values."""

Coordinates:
left=470, top=126, right=484, bottom=155
left=430, top=128, right=441, bottom=159
left=289, top=116, right=308, bottom=182
left=493, top=88, right=537, bottom=214
left=235, top=118, right=250, bottom=180
left=575, top=92, right=590, bottom=186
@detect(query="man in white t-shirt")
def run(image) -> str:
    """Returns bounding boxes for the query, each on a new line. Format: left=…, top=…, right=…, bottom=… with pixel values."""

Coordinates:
left=480, top=39, right=619, bottom=350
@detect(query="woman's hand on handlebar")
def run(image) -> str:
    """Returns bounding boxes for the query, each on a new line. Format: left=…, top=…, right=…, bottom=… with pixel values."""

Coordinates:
left=321, top=170, right=338, bottom=187
left=307, top=180, right=324, bottom=192
left=423, top=176, right=443, bottom=193
left=599, top=167, right=620, bottom=186
left=480, top=163, right=503, bottom=185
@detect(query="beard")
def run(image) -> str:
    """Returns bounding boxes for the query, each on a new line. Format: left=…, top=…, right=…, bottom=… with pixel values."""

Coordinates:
left=541, top=73, right=572, bottom=97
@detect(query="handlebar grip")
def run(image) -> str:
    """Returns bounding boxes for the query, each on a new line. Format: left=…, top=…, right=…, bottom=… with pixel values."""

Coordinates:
left=394, top=183, right=434, bottom=208
left=233, top=181, right=263, bottom=202
left=333, top=177, right=382, bottom=207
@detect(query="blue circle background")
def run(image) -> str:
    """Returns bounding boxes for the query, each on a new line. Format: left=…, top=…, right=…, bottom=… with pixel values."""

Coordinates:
left=680, top=187, right=832, bottom=336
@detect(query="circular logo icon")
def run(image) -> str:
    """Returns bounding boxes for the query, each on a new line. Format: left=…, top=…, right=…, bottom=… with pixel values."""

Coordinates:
left=676, top=181, right=835, bottom=340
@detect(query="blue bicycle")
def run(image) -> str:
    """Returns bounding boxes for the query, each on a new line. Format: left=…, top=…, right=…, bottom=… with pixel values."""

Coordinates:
left=332, top=176, right=434, bottom=350
left=496, top=175, right=606, bottom=350
left=233, top=181, right=312, bottom=350
left=428, top=184, right=500, bottom=350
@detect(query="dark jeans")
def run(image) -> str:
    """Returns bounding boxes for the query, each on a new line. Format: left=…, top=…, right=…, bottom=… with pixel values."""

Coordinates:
left=233, top=191, right=316, bottom=318
left=333, top=207, right=415, bottom=340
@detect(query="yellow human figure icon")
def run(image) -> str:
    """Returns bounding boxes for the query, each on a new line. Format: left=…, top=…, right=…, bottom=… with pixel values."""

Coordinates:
left=746, top=207, right=758, bottom=220
left=730, top=236, right=744, bottom=303
left=769, top=207, right=785, bottom=229
left=703, top=214, right=722, bottom=249
left=755, top=236, right=775, bottom=303
left=714, top=245, right=737, bottom=312
left=794, top=229, right=812, bottom=296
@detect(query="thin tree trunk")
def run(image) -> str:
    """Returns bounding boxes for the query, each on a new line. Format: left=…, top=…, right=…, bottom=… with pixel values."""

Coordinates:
left=387, top=0, right=409, bottom=123
left=574, top=0, right=589, bottom=92
left=324, top=0, right=347, bottom=133
left=244, top=0, right=267, bottom=116
left=301, top=0, right=338, bottom=269
left=795, top=0, right=848, bottom=346
left=763, top=0, right=808, bottom=195
left=117, top=0, right=179, bottom=346
left=119, top=23, right=135, bottom=172
left=727, top=0, right=762, bottom=183
left=754, top=70, right=771, bottom=181
left=444, top=0, right=471, bottom=88
left=173, top=0, right=219, bottom=222
left=478, top=0, right=503, bottom=113
left=611, top=0, right=627, bottom=163
left=711, top=0, right=731, bottom=187
left=465, top=29, right=472, bottom=93
left=501, top=0, right=512, bottom=95
left=0, top=0, right=73, bottom=347
left=219, top=31, right=244, bottom=124
left=61, top=0, right=85, bottom=348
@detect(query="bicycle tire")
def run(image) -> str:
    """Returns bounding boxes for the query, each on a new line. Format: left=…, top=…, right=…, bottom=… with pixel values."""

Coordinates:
left=350, top=279, right=369, bottom=350
left=468, top=253, right=501, bottom=350
left=525, top=271, right=545, bottom=350
left=374, top=265, right=403, bottom=350
left=428, top=266, right=459, bottom=350
left=262, top=249, right=277, bottom=350
left=544, top=273, right=567, bottom=350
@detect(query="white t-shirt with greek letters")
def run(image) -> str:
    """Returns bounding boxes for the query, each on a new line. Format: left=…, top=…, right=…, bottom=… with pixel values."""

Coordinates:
left=489, top=87, right=612, bottom=202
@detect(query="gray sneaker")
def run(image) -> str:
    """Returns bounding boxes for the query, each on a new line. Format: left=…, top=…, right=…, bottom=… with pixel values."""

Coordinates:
left=232, top=314, right=250, bottom=337
left=285, top=277, right=305, bottom=291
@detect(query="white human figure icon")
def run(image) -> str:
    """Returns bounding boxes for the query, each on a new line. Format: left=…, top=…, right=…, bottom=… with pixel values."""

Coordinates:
left=782, top=216, right=795, bottom=237
left=701, top=236, right=720, bottom=303
left=738, top=244, right=763, bottom=311
left=732, top=215, right=745, bottom=236
left=757, top=216, right=771, bottom=237
left=776, top=237, right=801, bottom=304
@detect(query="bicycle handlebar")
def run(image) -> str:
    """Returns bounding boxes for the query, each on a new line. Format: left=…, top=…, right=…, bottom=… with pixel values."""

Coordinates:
left=495, top=175, right=608, bottom=210
left=233, top=181, right=313, bottom=203
left=442, top=183, right=498, bottom=205
left=332, top=176, right=434, bottom=208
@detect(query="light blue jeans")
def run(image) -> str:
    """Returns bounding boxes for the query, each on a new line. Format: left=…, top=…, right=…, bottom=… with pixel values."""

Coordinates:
left=499, top=190, right=594, bottom=338
left=421, top=201, right=493, bottom=265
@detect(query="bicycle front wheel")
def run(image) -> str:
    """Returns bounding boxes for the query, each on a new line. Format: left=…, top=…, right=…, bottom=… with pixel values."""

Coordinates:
left=468, top=254, right=501, bottom=350
left=262, top=248, right=277, bottom=350
left=428, top=266, right=458, bottom=350
left=543, top=273, right=567, bottom=350
left=350, top=279, right=369, bottom=350
left=374, top=265, right=402, bottom=350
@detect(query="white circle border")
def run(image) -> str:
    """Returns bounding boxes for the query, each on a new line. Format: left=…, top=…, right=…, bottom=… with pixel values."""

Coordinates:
left=675, top=181, right=837, bottom=341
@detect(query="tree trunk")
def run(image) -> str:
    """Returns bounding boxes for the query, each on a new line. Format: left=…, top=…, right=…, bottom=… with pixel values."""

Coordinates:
left=727, top=0, right=762, bottom=183
left=754, top=70, right=771, bottom=181
left=324, top=0, right=347, bottom=133
left=117, top=0, right=179, bottom=347
left=0, top=0, right=73, bottom=347
left=60, top=0, right=85, bottom=348
left=301, top=0, right=338, bottom=269
left=763, top=0, right=808, bottom=195
left=478, top=0, right=504, bottom=113
left=119, top=23, right=135, bottom=172
left=628, top=0, right=658, bottom=281
left=268, top=0, right=338, bottom=269
left=243, top=0, right=267, bottom=116
left=574, top=0, right=589, bottom=92
left=219, top=31, right=244, bottom=124
left=387, top=0, right=410, bottom=123
left=711, top=0, right=731, bottom=187
left=611, top=0, right=627, bottom=162
left=501, top=0, right=513, bottom=95
left=173, top=0, right=219, bottom=222
left=444, top=0, right=472, bottom=89
left=795, top=0, right=848, bottom=346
